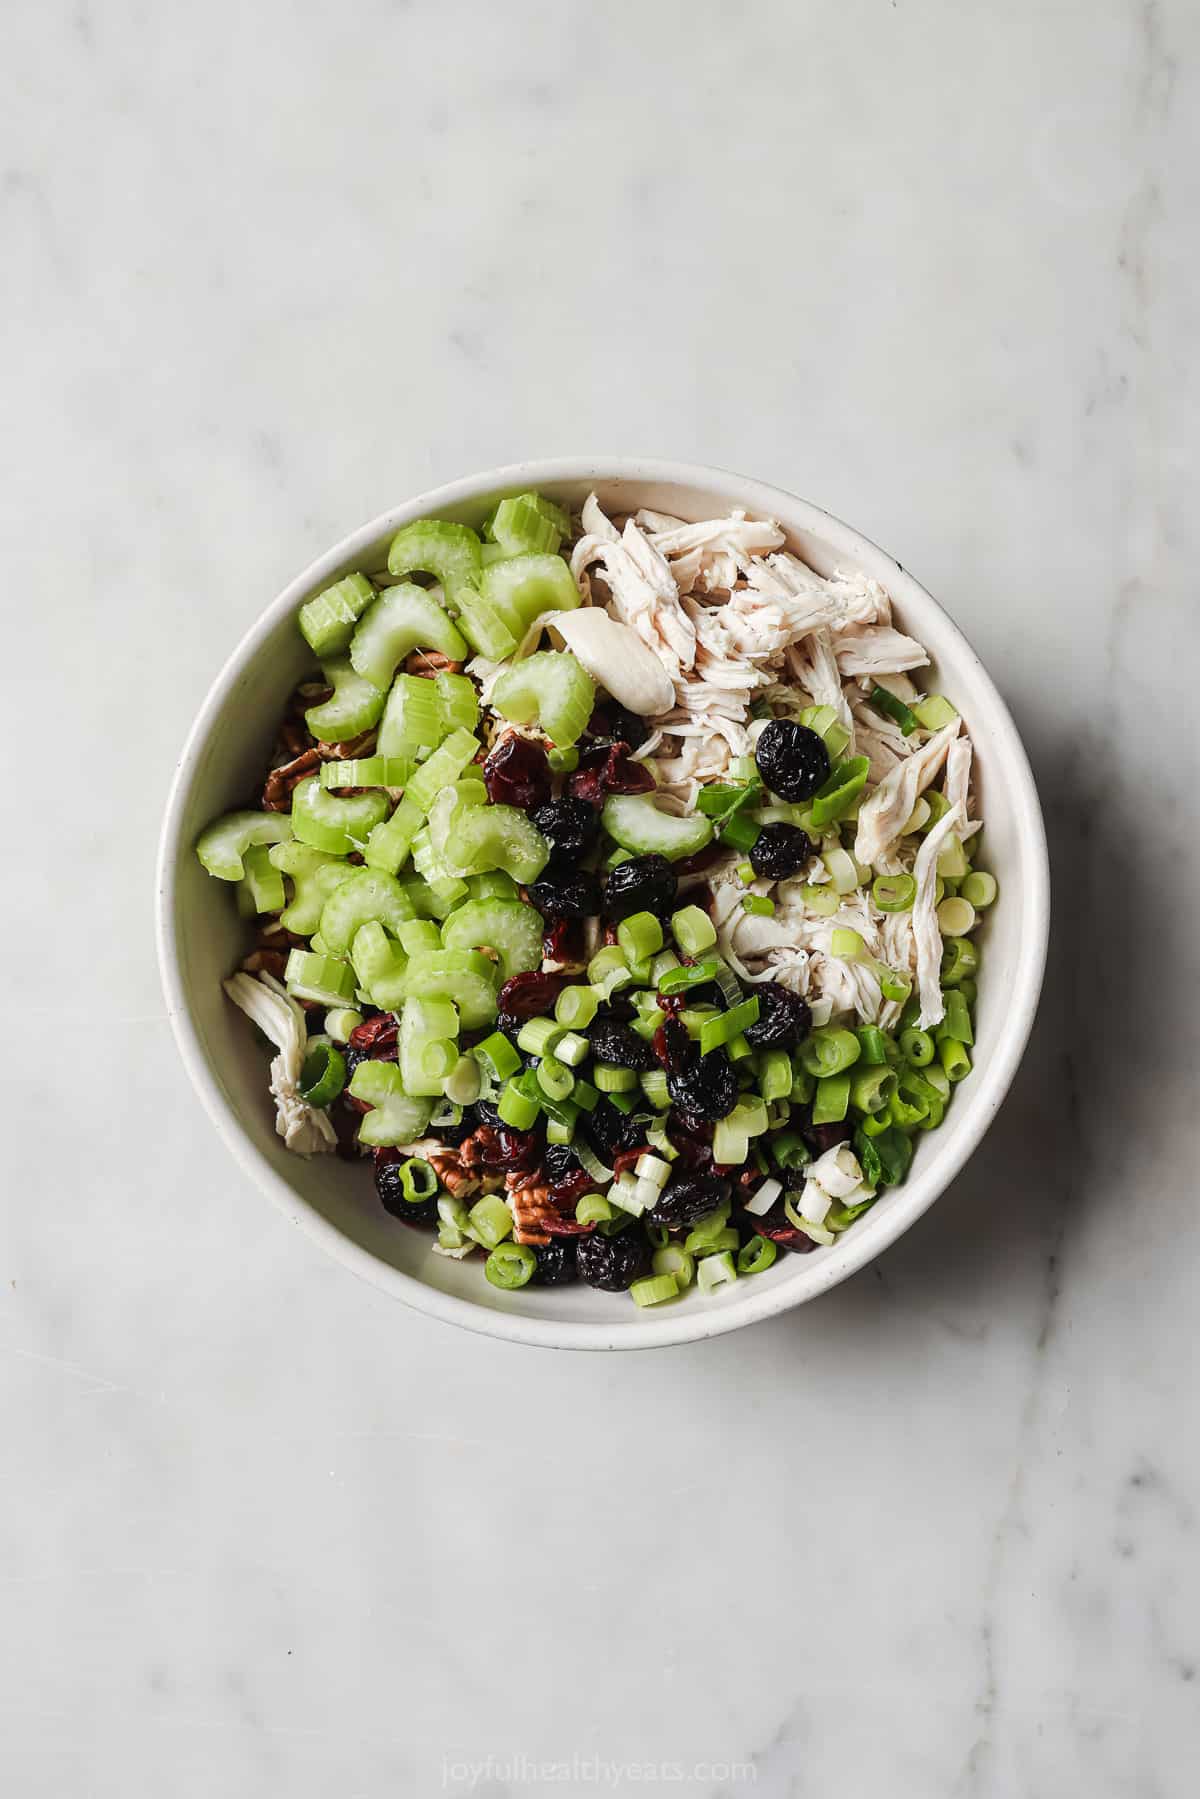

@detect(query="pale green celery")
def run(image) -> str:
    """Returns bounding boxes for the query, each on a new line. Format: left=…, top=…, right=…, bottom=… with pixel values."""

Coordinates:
left=378, top=674, right=446, bottom=759
left=404, top=729, right=482, bottom=813
left=396, top=948, right=499, bottom=1029
left=350, top=922, right=409, bottom=1010
left=304, top=659, right=386, bottom=743
left=298, top=571, right=375, bottom=657
left=399, top=997, right=460, bottom=1098
left=601, top=793, right=713, bottom=861
left=291, top=777, right=389, bottom=856
left=491, top=494, right=563, bottom=556
left=239, top=843, right=285, bottom=913
left=398, top=919, right=442, bottom=957
left=284, top=949, right=358, bottom=1007
left=362, top=798, right=424, bottom=876
left=196, top=810, right=293, bottom=882
left=318, top=867, right=418, bottom=954
left=428, top=787, right=550, bottom=884
left=319, top=755, right=413, bottom=791
left=435, top=672, right=478, bottom=734
left=912, top=694, right=958, bottom=731
left=490, top=651, right=595, bottom=748
left=268, top=842, right=353, bottom=933
left=348, top=1061, right=434, bottom=1148
left=349, top=582, right=467, bottom=689
left=440, top=897, right=544, bottom=980
left=480, top=552, right=580, bottom=638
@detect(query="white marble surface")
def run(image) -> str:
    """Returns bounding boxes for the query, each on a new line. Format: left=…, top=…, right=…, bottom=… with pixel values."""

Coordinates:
left=3, top=1, right=1198, bottom=1792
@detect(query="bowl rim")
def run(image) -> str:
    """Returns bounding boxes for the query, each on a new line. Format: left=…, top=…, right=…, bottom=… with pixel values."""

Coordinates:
left=156, top=457, right=1050, bottom=1350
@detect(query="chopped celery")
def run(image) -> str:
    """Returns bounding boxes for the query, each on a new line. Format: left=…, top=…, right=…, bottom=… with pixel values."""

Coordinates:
left=238, top=843, right=286, bottom=913
left=347, top=1061, right=434, bottom=1148
left=387, top=518, right=482, bottom=593
left=912, top=694, right=959, bottom=731
left=349, top=582, right=467, bottom=690
left=490, top=650, right=595, bottom=748
left=491, top=495, right=563, bottom=556
left=291, top=777, right=389, bottom=856
left=440, top=897, right=543, bottom=980
left=378, top=674, right=446, bottom=760
left=298, top=571, right=375, bottom=657
left=405, top=729, right=482, bottom=813
left=467, top=1193, right=513, bottom=1250
left=350, top=921, right=409, bottom=1010
left=630, top=1273, right=680, bottom=1308
left=362, top=797, right=424, bottom=875
left=399, top=997, right=460, bottom=1097
left=398, top=918, right=442, bottom=957
left=195, top=810, right=293, bottom=882
left=318, top=867, right=418, bottom=954
left=601, top=793, right=714, bottom=862
left=269, top=841, right=354, bottom=933
left=480, top=553, right=581, bottom=638
left=427, top=787, right=550, bottom=884
left=319, top=755, right=414, bottom=791
left=284, top=949, right=358, bottom=1007
left=452, top=587, right=518, bottom=660
left=435, top=672, right=479, bottom=734
left=396, top=948, right=498, bottom=1029
left=466, top=869, right=520, bottom=903
left=304, top=659, right=387, bottom=743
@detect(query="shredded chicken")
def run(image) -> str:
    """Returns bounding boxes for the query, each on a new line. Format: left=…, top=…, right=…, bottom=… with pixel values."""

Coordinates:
left=834, top=624, right=929, bottom=678
left=222, top=971, right=336, bottom=1155
left=912, top=804, right=966, bottom=1029
left=853, top=719, right=961, bottom=871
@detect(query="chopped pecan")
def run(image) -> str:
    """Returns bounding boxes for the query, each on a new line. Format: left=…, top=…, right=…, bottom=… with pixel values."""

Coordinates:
left=257, top=922, right=306, bottom=949
left=279, top=720, right=313, bottom=757
left=262, top=747, right=321, bottom=812
left=403, top=650, right=465, bottom=678
left=316, top=730, right=378, bottom=760
left=240, top=948, right=288, bottom=980
left=506, top=1171, right=554, bottom=1245
left=428, top=1151, right=480, bottom=1200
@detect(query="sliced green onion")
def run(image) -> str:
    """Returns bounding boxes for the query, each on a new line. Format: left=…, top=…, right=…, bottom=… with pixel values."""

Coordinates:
left=474, top=1030, right=521, bottom=1081
left=535, top=1056, right=573, bottom=1101
left=671, top=905, right=718, bottom=957
left=699, top=997, right=760, bottom=1055
left=554, top=1030, right=589, bottom=1067
left=773, top=1131, right=810, bottom=1171
left=868, top=684, right=918, bottom=736
left=630, top=1273, right=679, bottom=1307
left=798, top=1027, right=861, bottom=1078
left=467, top=1193, right=514, bottom=1250
left=873, top=873, right=917, bottom=912
left=877, top=965, right=912, bottom=1004
left=809, top=756, right=870, bottom=828
left=323, top=1007, right=364, bottom=1044
left=912, top=694, right=958, bottom=731
left=576, top=1192, right=614, bottom=1227
left=443, top=1054, right=482, bottom=1107
left=900, top=1027, right=935, bottom=1066
left=940, top=938, right=980, bottom=987
left=588, top=945, right=628, bottom=984
left=617, top=911, right=664, bottom=965
left=555, top=983, right=599, bottom=1030
left=516, top=1016, right=564, bottom=1058
left=719, top=811, right=760, bottom=853
left=497, top=1079, right=539, bottom=1130
left=813, top=1072, right=851, bottom=1124
left=939, top=989, right=974, bottom=1046
left=901, top=797, right=931, bottom=836
left=736, top=860, right=756, bottom=885
left=757, top=1048, right=793, bottom=1103
left=741, top=894, right=775, bottom=918
left=925, top=1064, right=951, bottom=1100
left=697, top=1251, right=738, bottom=1295
left=640, top=1069, right=671, bottom=1111
left=652, top=1246, right=695, bottom=1289
left=484, top=1242, right=536, bottom=1289
left=658, top=958, right=720, bottom=995
left=823, top=847, right=860, bottom=895
left=937, top=896, right=976, bottom=937
left=939, top=1038, right=972, bottom=1083
left=397, top=1158, right=437, bottom=1203
left=799, top=703, right=851, bottom=758
left=711, top=1121, right=749, bottom=1167
left=961, top=870, right=997, bottom=909
left=849, top=1065, right=896, bottom=1116
left=650, top=950, right=681, bottom=985
left=593, top=1062, right=639, bottom=1093
left=958, top=977, right=978, bottom=1008
left=799, top=882, right=840, bottom=916
left=298, top=1041, right=346, bottom=1107
left=831, top=926, right=865, bottom=960
left=571, top=1079, right=599, bottom=1113
left=737, top=1235, right=778, bottom=1275
left=936, top=832, right=970, bottom=879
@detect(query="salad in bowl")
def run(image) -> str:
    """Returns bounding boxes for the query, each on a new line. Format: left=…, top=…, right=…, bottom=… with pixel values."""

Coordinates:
left=191, top=484, right=998, bottom=1312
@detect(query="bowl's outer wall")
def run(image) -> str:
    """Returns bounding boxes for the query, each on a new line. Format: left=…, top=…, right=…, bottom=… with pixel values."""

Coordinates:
left=158, top=461, right=1049, bottom=1349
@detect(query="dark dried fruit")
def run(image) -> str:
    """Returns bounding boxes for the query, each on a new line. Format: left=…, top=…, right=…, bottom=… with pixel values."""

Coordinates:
left=542, top=917, right=587, bottom=969
left=647, top=1172, right=732, bottom=1227
left=652, top=1017, right=693, bottom=1075
left=586, top=698, right=650, bottom=752
left=744, top=1198, right=817, bottom=1253
left=799, top=1114, right=855, bottom=1157
left=348, top=1013, right=399, bottom=1059
left=667, top=1047, right=738, bottom=1123
left=588, top=1018, right=655, bottom=1072
left=482, top=732, right=552, bottom=810
left=583, top=1097, right=647, bottom=1161
left=375, top=1155, right=438, bottom=1224
left=496, top=971, right=568, bottom=1026
left=532, top=1240, right=579, bottom=1285
left=603, top=853, right=678, bottom=921
left=527, top=867, right=602, bottom=919
left=530, top=798, right=599, bottom=859
left=576, top=1229, right=653, bottom=1291
left=754, top=720, right=830, bottom=802
left=546, top=1167, right=592, bottom=1212
left=749, top=822, right=816, bottom=882
left=742, top=980, right=812, bottom=1050
left=666, top=1117, right=715, bottom=1172
left=568, top=742, right=655, bottom=808
left=544, top=1142, right=581, bottom=1183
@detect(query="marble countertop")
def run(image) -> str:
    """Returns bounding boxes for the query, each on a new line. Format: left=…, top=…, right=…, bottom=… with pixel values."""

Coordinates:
left=3, top=2, right=1198, bottom=1793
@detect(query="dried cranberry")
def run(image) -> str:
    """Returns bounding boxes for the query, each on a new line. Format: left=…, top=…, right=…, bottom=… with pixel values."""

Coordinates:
left=576, top=1229, right=652, bottom=1291
left=542, top=917, right=586, bottom=968
left=588, top=1018, right=655, bottom=1071
left=603, top=854, right=678, bottom=921
left=527, top=867, right=602, bottom=919
left=546, top=1167, right=592, bottom=1211
left=754, top=720, right=830, bottom=802
left=532, top=1240, right=579, bottom=1284
left=652, top=1018, right=693, bottom=1075
left=586, top=698, right=650, bottom=752
left=799, top=1115, right=854, bottom=1157
left=583, top=1097, right=646, bottom=1161
left=648, top=1172, right=732, bottom=1227
left=497, top=1127, right=542, bottom=1171
left=496, top=971, right=567, bottom=1022
left=482, top=733, right=552, bottom=810
left=567, top=742, right=655, bottom=808
left=530, top=798, right=599, bottom=859
left=745, top=1198, right=817, bottom=1253
left=667, top=1117, right=715, bottom=1172
left=749, top=823, right=816, bottom=882
left=667, top=1047, right=738, bottom=1123
left=743, top=980, right=812, bottom=1050
left=348, top=1013, right=398, bottom=1059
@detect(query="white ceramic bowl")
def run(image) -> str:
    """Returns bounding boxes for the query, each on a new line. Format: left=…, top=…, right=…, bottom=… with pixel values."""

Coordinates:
left=157, top=459, right=1049, bottom=1349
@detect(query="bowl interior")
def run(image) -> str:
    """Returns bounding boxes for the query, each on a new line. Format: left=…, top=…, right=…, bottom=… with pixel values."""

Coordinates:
left=160, top=465, right=1047, bottom=1348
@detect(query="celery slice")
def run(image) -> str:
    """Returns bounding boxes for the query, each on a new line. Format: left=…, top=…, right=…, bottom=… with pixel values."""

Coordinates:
left=349, top=582, right=467, bottom=691
left=435, top=672, right=479, bottom=734
left=350, top=921, right=409, bottom=1010
left=428, top=790, right=550, bottom=884
left=396, top=949, right=498, bottom=1030
left=491, top=495, right=562, bottom=556
left=404, top=728, right=481, bottom=813
left=239, top=843, right=286, bottom=914
left=304, top=659, right=387, bottom=743
left=466, top=870, right=520, bottom=902
left=291, top=777, right=389, bottom=856
left=269, top=841, right=354, bottom=933
left=490, top=650, right=595, bottom=748
left=601, top=793, right=714, bottom=862
left=378, top=674, right=447, bottom=760
left=480, top=553, right=581, bottom=639
left=399, top=997, right=460, bottom=1098
left=298, top=571, right=375, bottom=658
left=387, top=519, right=482, bottom=590
left=195, top=810, right=293, bottom=882
left=318, top=868, right=419, bottom=954
left=451, top=587, right=518, bottom=659
left=318, top=756, right=414, bottom=791
left=347, top=1061, right=434, bottom=1148
left=362, top=798, right=423, bottom=876
left=284, top=949, right=358, bottom=1007
left=440, top=897, right=544, bottom=981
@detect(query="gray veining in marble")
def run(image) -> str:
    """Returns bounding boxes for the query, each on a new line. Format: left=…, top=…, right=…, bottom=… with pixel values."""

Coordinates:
left=2, top=1, right=1199, bottom=1794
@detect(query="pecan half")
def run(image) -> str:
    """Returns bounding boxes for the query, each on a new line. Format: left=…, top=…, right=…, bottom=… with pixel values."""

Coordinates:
left=428, top=1152, right=480, bottom=1200
left=404, top=650, right=465, bottom=678
left=316, top=730, right=378, bottom=760
left=262, top=747, right=321, bottom=812
left=506, top=1171, right=555, bottom=1245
